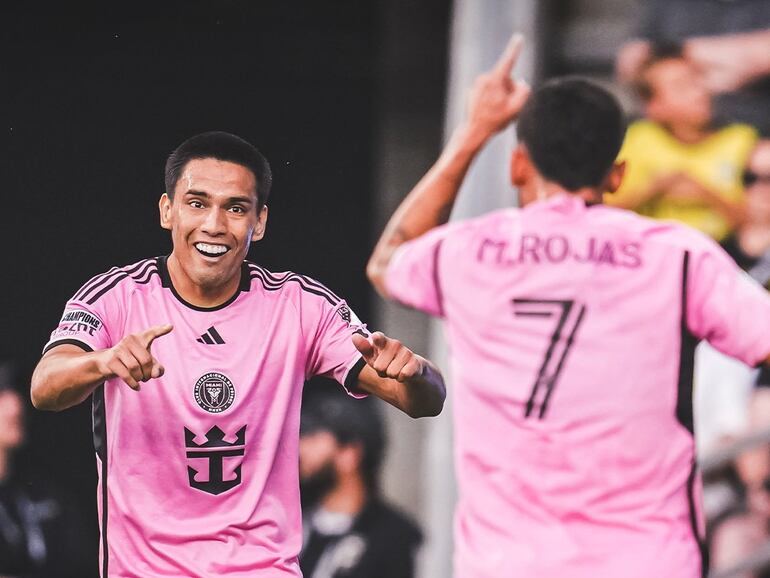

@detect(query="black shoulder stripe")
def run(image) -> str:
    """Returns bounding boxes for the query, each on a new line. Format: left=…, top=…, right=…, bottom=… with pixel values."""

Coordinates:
left=86, top=273, right=130, bottom=305
left=249, top=267, right=341, bottom=305
left=249, top=270, right=340, bottom=306
left=248, top=265, right=341, bottom=304
left=78, top=260, right=152, bottom=302
left=253, top=265, right=342, bottom=302
left=134, top=268, right=160, bottom=285
left=75, top=267, right=120, bottom=301
left=85, top=259, right=158, bottom=305
left=131, top=260, right=159, bottom=285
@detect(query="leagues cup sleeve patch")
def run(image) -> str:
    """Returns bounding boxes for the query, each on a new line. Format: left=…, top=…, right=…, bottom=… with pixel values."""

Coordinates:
left=52, top=308, right=105, bottom=340
left=336, top=304, right=363, bottom=328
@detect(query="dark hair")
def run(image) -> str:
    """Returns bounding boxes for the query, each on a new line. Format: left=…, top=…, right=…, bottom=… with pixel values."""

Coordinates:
left=634, top=42, right=685, bottom=101
left=516, top=77, right=626, bottom=191
left=165, top=131, right=273, bottom=209
left=300, top=387, right=385, bottom=491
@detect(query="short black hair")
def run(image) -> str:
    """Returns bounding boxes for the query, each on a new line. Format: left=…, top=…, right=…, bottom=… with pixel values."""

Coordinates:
left=165, top=131, right=273, bottom=209
left=634, top=42, right=685, bottom=101
left=516, top=77, right=626, bottom=191
left=300, top=386, right=385, bottom=491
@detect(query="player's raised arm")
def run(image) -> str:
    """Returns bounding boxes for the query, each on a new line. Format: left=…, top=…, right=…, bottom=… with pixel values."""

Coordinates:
left=351, top=332, right=445, bottom=418
left=31, top=324, right=173, bottom=412
left=367, top=33, right=530, bottom=298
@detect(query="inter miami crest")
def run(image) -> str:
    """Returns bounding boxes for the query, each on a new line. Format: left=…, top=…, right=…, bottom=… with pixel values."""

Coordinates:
left=194, top=372, right=236, bottom=413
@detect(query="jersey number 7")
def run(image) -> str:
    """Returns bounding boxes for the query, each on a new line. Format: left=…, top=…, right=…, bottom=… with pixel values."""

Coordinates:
left=513, top=299, right=587, bottom=419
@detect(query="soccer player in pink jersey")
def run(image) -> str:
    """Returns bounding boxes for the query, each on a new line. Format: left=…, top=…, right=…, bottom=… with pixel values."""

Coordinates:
left=29, top=131, right=445, bottom=577
left=367, top=36, right=770, bottom=578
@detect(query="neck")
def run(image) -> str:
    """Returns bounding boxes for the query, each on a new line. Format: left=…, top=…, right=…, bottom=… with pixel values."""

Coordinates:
left=531, top=180, right=603, bottom=206
left=665, top=122, right=710, bottom=145
left=166, top=254, right=241, bottom=308
left=320, top=473, right=368, bottom=515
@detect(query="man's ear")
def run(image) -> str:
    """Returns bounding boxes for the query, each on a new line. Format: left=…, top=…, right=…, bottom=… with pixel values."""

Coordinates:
left=159, top=193, right=173, bottom=231
left=251, top=205, right=269, bottom=242
left=510, top=145, right=532, bottom=188
left=605, top=161, right=626, bottom=193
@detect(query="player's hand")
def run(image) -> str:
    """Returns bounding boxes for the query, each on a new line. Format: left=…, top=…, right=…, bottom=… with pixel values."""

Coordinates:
left=465, top=33, right=531, bottom=138
left=96, top=324, right=173, bottom=391
left=352, top=332, right=425, bottom=383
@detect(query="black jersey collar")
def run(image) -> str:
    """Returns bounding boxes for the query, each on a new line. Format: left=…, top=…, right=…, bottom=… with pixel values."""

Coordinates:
left=157, top=255, right=251, bottom=312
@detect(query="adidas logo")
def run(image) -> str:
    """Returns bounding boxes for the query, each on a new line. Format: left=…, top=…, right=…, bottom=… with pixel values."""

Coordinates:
left=197, top=326, right=225, bottom=345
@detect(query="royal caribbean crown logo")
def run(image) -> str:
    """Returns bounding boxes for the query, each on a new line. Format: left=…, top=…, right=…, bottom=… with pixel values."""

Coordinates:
left=194, top=371, right=236, bottom=413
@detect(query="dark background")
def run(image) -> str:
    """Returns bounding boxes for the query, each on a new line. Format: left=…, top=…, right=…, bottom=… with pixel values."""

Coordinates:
left=1, top=1, right=450, bottom=573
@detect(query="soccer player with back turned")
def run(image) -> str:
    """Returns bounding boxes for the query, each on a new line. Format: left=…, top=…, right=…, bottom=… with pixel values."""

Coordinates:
left=30, top=132, right=445, bottom=577
left=367, top=36, right=770, bottom=578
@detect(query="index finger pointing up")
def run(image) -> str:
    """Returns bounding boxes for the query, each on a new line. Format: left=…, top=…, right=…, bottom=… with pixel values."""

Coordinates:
left=140, top=324, right=174, bottom=348
left=492, top=33, right=524, bottom=78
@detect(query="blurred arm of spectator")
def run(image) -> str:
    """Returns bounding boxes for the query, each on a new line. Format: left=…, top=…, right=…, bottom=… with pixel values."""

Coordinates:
left=618, top=29, right=770, bottom=91
left=611, top=171, right=746, bottom=229
left=685, top=30, right=770, bottom=94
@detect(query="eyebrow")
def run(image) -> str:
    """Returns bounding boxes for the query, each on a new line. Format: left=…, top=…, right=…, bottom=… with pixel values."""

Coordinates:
left=183, top=190, right=255, bottom=205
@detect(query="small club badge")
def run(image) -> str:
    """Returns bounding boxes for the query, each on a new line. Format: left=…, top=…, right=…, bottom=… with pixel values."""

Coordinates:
left=194, top=372, right=236, bottom=413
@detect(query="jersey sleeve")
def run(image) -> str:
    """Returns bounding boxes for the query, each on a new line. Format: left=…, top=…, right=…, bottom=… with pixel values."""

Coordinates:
left=688, top=240, right=770, bottom=366
left=306, top=296, right=370, bottom=396
left=43, top=273, right=125, bottom=355
left=384, top=225, right=454, bottom=318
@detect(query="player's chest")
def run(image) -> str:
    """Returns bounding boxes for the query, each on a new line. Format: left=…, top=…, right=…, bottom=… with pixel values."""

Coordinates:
left=120, top=300, right=309, bottom=410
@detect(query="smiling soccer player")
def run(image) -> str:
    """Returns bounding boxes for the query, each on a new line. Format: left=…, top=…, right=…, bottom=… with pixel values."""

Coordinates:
left=30, top=131, right=445, bottom=578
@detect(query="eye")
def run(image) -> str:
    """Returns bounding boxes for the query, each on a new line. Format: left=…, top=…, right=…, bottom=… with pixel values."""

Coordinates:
left=189, top=200, right=204, bottom=209
left=229, top=205, right=246, bottom=214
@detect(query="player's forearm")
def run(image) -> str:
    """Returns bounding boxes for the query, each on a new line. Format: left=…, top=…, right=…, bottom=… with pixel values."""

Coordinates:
left=367, top=123, right=489, bottom=297
left=31, top=350, right=109, bottom=411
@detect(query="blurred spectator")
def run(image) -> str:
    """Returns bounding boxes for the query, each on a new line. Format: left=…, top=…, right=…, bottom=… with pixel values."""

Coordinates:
left=298, top=386, right=421, bottom=578
left=705, top=169, right=770, bottom=577
left=722, top=169, right=770, bottom=284
left=616, top=0, right=770, bottom=135
left=607, top=46, right=769, bottom=241
left=0, top=363, right=93, bottom=578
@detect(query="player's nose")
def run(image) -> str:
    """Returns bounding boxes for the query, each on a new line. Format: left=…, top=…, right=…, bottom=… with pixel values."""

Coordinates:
left=200, top=207, right=227, bottom=236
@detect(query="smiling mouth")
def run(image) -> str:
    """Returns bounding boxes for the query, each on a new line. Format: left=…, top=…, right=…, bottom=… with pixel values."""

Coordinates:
left=194, top=242, right=230, bottom=258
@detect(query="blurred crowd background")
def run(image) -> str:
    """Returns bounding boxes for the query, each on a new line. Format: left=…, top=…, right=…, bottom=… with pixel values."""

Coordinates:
left=2, top=1, right=770, bottom=577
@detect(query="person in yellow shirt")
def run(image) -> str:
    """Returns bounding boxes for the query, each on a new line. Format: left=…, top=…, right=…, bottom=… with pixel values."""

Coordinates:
left=608, top=46, right=770, bottom=241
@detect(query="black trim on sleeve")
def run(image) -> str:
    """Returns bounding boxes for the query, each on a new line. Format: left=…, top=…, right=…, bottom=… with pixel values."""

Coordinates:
left=686, top=459, right=710, bottom=577
left=344, top=357, right=367, bottom=393
left=42, top=338, right=94, bottom=355
left=92, top=386, right=109, bottom=577
left=677, top=251, right=709, bottom=576
left=432, top=239, right=445, bottom=317
left=675, top=251, right=699, bottom=435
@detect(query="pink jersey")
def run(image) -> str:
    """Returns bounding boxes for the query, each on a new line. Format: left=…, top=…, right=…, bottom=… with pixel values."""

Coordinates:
left=44, top=256, right=368, bottom=577
left=385, top=193, right=770, bottom=578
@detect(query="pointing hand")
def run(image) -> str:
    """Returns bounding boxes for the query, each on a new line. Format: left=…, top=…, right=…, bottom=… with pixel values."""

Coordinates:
left=96, top=324, right=173, bottom=391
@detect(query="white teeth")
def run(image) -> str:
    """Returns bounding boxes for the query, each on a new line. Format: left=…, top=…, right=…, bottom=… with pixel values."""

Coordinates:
left=195, top=243, right=228, bottom=255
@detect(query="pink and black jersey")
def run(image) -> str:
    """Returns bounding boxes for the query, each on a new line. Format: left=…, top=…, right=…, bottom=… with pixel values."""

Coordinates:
left=385, top=194, right=770, bottom=578
left=44, top=256, right=368, bottom=577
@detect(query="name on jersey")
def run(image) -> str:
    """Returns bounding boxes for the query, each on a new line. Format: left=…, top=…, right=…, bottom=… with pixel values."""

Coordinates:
left=477, top=234, right=642, bottom=269
left=55, top=309, right=103, bottom=337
